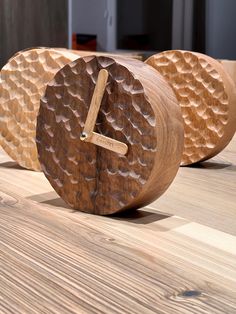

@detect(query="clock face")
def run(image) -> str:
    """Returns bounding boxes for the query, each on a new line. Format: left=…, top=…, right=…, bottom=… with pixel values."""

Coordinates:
left=146, top=50, right=236, bottom=165
left=0, top=48, right=80, bottom=170
left=36, top=56, right=184, bottom=215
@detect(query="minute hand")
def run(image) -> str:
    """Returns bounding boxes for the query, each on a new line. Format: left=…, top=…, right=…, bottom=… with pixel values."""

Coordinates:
left=80, top=69, right=128, bottom=155
left=82, top=69, right=109, bottom=137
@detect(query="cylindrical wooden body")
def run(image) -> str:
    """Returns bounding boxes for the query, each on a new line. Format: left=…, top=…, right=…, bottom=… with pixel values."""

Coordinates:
left=0, top=47, right=81, bottom=170
left=146, top=50, right=236, bottom=165
left=36, top=55, right=184, bottom=215
left=219, top=60, right=236, bottom=87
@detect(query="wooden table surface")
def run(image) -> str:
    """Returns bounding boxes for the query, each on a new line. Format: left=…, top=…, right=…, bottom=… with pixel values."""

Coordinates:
left=0, top=135, right=236, bottom=314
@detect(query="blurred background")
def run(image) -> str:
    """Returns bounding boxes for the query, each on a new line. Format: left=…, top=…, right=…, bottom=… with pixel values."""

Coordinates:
left=1, top=0, right=236, bottom=68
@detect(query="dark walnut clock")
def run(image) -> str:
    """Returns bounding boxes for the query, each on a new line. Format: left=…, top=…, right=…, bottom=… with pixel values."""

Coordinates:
left=36, top=56, right=184, bottom=215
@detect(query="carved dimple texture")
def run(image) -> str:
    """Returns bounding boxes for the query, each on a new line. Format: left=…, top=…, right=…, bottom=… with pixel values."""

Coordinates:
left=146, top=50, right=235, bottom=165
left=36, top=57, right=158, bottom=215
left=0, top=48, right=80, bottom=170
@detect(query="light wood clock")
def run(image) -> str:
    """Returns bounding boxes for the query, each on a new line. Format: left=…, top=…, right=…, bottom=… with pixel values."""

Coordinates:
left=146, top=50, right=236, bottom=165
left=36, top=56, right=184, bottom=215
left=219, top=60, right=236, bottom=87
left=0, top=47, right=81, bottom=171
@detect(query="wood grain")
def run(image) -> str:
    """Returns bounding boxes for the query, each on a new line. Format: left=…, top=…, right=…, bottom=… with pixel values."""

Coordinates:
left=220, top=59, right=236, bottom=87
left=82, top=69, right=109, bottom=137
left=36, top=55, right=184, bottom=215
left=80, top=69, right=128, bottom=155
left=76, top=50, right=143, bottom=60
left=86, top=132, right=128, bottom=156
left=0, top=47, right=143, bottom=171
left=0, top=135, right=236, bottom=313
left=146, top=50, right=236, bottom=165
left=0, top=47, right=81, bottom=171
left=151, top=134, right=236, bottom=236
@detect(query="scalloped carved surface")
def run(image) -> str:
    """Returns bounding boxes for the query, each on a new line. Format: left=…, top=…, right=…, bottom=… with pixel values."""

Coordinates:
left=0, top=48, right=80, bottom=170
left=146, top=50, right=236, bottom=165
left=36, top=56, right=184, bottom=215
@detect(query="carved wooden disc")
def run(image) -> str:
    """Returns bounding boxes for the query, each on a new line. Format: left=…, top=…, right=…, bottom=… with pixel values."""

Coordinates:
left=220, top=60, right=236, bottom=88
left=146, top=50, right=236, bottom=165
left=36, top=56, right=184, bottom=215
left=0, top=47, right=80, bottom=170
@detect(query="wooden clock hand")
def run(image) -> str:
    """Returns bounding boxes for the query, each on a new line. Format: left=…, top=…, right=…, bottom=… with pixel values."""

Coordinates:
left=81, top=69, right=109, bottom=137
left=88, top=132, right=128, bottom=155
left=80, top=69, right=128, bottom=155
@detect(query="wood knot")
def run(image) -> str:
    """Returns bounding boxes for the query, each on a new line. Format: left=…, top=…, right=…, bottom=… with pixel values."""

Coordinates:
left=179, top=290, right=202, bottom=298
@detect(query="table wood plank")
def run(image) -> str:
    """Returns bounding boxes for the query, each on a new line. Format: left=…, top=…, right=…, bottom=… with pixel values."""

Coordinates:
left=0, top=135, right=236, bottom=313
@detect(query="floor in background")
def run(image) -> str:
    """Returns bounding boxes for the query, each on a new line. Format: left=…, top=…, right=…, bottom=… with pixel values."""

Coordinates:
left=0, top=136, right=235, bottom=314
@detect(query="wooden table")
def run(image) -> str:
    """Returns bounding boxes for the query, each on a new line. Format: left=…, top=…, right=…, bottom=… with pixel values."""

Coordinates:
left=0, top=135, right=236, bottom=314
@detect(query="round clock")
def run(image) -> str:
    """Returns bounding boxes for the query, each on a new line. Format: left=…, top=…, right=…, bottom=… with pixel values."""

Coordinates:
left=36, top=55, right=184, bottom=215
left=0, top=47, right=80, bottom=170
left=146, top=50, right=236, bottom=165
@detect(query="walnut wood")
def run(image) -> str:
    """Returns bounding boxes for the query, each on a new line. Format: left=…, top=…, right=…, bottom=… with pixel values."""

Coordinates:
left=0, top=47, right=81, bottom=171
left=0, top=47, right=143, bottom=171
left=146, top=50, right=236, bottom=165
left=36, top=55, right=184, bottom=215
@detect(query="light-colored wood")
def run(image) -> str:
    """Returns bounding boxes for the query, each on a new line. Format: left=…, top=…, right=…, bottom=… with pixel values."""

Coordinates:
left=88, top=132, right=128, bottom=155
left=146, top=50, right=236, bottom=165
left=0, top=135, right=236, bottom=313
left=0, top=47, right=144, bottom=172
left=81, top=69, right=128, bottom=155
left=82, top=69, right=109, bottom=137
left=0, top=47, right=81, bottom=171
left=76, top=50, right=143, bottom=60
left=36, top=56, right=184, bottom=215
left=219, top=59, right=236, bottom=87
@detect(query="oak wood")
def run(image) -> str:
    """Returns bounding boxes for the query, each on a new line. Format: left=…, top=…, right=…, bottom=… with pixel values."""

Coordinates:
left=146, top=50, right=236, bottom=165
left=0, top=48, right=81, bottom=171
left=82, top=69, right=109, bottom=137
left=81, top=69, right=128, bottom=155
left=0, top=135, right=236, bottom=313
left=87, top=132, right=128, bottom=155
left=220, top=59, right=236, bottom=87
left=77, top=50, right=143, bottom=60
left=1, top=135, right=236, bottom=233
left=36, top=56, right=184, bottom=215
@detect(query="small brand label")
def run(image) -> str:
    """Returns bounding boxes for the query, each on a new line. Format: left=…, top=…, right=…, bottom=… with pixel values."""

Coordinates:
left=96, top=136, right=114, bottom=148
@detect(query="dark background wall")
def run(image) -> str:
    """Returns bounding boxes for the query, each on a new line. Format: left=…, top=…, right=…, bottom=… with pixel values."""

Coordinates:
left=0, top=0, right=68, bottom=68
left=1, top=0, right=236, bottom=67
left=143, top=0, right=173, bottom=51
left=206, top=0, right=236, bottom=59
left=117, top=0, right=173, bottom=51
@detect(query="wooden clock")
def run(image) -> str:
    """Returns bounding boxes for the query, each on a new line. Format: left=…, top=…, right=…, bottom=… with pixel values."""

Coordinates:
left=146, top=50, right=236, bottom=165
left=0, top=47, right=80, bottom=170
left=220, top=60, right=236, bottom=87
left=36, top=55, right=184, bottom=215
